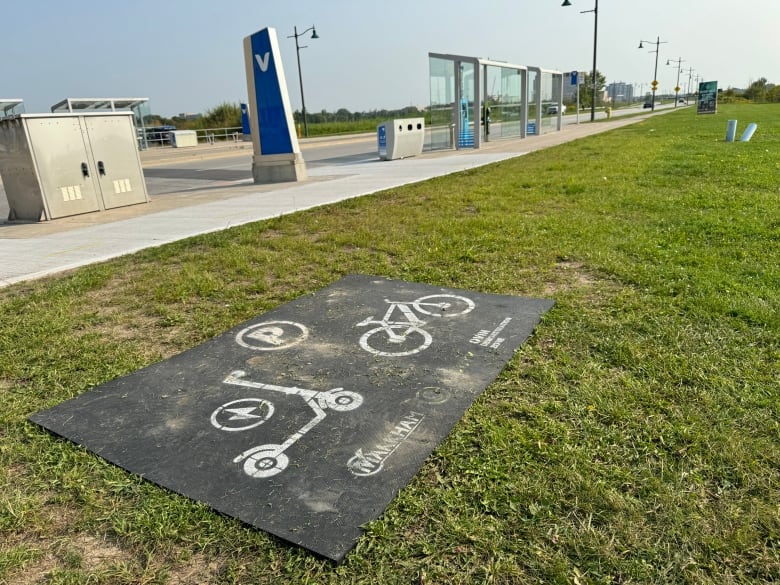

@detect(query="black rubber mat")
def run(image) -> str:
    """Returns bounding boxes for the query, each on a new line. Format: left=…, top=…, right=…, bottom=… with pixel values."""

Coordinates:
left=30, top=275, right=554, bottom=561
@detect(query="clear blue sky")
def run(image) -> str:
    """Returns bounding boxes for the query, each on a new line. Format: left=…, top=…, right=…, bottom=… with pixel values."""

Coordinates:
left=2, top=0, right=777, bottom=117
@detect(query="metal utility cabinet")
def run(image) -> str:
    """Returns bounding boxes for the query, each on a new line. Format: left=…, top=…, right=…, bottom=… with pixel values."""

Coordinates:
left=0, top=112, right=149, bottom=221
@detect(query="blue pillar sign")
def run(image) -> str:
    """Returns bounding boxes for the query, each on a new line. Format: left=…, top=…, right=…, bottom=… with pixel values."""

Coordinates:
left=240, top=103, right=251, bottom=136
left=243, top=27, right=307, bottom=183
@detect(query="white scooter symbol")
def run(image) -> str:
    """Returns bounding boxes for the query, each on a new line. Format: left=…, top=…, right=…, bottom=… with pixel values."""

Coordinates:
left=222, top=370, right=363, bottom=478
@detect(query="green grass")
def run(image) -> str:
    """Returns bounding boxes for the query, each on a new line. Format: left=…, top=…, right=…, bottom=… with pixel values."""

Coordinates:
left=1, top=104, right=779, bottom=584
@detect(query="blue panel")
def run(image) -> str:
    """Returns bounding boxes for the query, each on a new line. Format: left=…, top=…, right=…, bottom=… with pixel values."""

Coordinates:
left=377, top=125, right=387, bottom=157
left=250, top=30, right=294, bottom=155
left=240, top=103, right=251, bottom=135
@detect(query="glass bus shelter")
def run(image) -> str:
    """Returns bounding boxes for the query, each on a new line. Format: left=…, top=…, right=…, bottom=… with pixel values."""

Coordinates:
left=428, top=53, right=563, bottom=151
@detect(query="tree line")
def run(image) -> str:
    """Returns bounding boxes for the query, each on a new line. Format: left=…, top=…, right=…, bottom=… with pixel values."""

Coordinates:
left=144, top=103, right=424, bottom=130
left=142, top=77, right=777, bottom=130
left=720, top=78, right=780, bottom=103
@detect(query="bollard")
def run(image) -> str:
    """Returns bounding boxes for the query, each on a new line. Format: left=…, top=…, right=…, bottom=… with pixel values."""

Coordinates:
left=740, top=123, right=758, bottom=142
left=725, top=119, right=738, bottom=142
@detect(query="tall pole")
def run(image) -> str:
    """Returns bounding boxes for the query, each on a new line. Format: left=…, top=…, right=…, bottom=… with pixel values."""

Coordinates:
left=651, top=37, right=660, bottom=111
left=667, top=57, right=684, bottom=107
left=562, top=0, right=599, bottom=122
left=683, top=68, right=694, bottom=103
left=294, top=26, right=308, bottom=137
left=288, top=25, right=318, bottom=138
left=589, top=0, right=599, bottom=122
left=639, top=36, right=667, bottom=112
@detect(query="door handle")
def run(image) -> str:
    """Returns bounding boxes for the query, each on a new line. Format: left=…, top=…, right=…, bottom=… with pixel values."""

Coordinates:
left=81, top=162, right=89, bottom=178
left=97, top=161, right=106, bottom=176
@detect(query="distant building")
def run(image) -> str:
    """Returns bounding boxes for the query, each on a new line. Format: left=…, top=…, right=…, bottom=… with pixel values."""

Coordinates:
left=607, top=82, right=634, bottom=103
left=563, top=72, right=610, bottom=106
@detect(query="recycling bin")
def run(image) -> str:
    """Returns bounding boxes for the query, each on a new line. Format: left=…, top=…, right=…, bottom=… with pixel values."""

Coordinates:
left=377, top=118, right=425, bottom=160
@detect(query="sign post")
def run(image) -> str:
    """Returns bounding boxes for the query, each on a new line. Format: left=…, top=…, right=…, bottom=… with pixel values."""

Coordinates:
left=243, top=27, right=307, bottom=183
left=571, top=71, right=580, bottom=125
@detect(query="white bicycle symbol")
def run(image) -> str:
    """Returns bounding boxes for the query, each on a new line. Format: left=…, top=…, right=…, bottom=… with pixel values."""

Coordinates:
left=221, top=370, right=363, bottom=478
left=356, top=294, right=475, bottom=356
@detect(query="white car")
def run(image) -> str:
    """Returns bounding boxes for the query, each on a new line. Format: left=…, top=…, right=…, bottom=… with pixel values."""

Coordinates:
left=546, top=104, right=567, bottom=115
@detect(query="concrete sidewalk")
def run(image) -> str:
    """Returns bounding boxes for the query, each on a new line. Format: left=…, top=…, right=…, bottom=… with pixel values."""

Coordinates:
left=0, top=116, right=649, bottom=288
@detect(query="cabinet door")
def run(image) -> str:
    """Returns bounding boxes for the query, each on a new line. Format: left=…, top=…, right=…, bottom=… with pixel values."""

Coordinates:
left=25, top=117, right=102, bottom=219
left=84, top=116, right=149, bottom=210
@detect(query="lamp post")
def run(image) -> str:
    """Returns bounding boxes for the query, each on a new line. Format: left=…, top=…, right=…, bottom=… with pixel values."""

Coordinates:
left=562, top=0, right=599, bottom=122
left=288, top=25, right=319, bottom=138
left=681, top=67, right=695, bottom=103
left=666, top=57, right=684, bottom=107
left=638, top=36, right=667, bottom=111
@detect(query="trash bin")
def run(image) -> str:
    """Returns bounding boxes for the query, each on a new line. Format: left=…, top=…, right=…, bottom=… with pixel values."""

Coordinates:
left=0, top=112, right=149, bottom=221
left=170, top=130, right=198, bottom=148
left=377, top=118, right=425, bottom=160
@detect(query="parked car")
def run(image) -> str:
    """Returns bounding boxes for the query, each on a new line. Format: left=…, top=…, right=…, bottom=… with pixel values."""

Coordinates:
left=546, top=104, right=567, bottom=115
left=145, top=125, right=177, bottom=145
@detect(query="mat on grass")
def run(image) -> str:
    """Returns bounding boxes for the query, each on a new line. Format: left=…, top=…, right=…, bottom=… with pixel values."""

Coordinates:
left=30, top=275, right=554, bottom=561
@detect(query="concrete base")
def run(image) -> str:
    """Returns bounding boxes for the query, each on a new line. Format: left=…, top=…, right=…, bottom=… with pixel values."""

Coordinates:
left=251, top=152, right=307, bottom=183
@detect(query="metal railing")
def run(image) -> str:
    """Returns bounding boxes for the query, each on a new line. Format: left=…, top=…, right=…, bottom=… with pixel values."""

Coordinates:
left=139, top=126, right=246, bottom=149
left=194, top=126, right=245, bottom=145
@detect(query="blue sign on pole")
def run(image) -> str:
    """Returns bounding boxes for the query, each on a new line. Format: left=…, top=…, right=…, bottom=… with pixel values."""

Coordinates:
left=570, top=71, right=578, bottom=86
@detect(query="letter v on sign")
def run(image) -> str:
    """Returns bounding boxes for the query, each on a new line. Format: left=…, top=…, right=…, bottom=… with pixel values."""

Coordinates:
left=255, top=52, right=270, bottom=72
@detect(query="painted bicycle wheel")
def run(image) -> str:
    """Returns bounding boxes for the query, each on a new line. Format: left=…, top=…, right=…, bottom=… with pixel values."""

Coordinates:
left=413, top=294, right=475, bottom=317
left=359, top=325, right=432, bottom=357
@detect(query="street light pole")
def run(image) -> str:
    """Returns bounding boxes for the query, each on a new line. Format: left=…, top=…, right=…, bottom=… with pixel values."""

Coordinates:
left=562, top=0, right=599, bottom=122
left=667, top=57, right=684, bottom=107
left=288, top=25, right=318, bottom=138
left=681, top=67, right=695, bottom=103
left=638, top=36, right=667, bottom=112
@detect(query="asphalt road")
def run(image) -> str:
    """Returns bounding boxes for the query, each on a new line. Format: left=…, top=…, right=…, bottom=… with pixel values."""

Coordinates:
left=141, top=136, right=377, bottom=197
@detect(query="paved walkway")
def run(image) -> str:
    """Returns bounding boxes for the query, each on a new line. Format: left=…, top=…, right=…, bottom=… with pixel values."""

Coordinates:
left=0, top=116, right=651, bottom=288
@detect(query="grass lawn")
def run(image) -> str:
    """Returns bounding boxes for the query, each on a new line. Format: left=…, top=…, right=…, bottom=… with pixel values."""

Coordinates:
left=1, top=104, right=778, bottom=584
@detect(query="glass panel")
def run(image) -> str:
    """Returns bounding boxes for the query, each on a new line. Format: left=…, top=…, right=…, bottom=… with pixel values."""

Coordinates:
left=457, top=61, right=476, bottom=148
left=527, top=69, right=538, bottom=135
left=134, top=101, right=153, bottom=149
left=503, top=66, right=524, bottom=139
left=483, top=65, right=524, bottom=140
left=427, top=57, right=455, bottom=151
left=540, top=71, right=560, bottom=134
